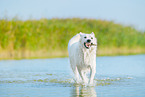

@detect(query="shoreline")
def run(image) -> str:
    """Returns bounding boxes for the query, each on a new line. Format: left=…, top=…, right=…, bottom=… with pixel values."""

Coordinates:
left=0, top=47, right=144, bottom=60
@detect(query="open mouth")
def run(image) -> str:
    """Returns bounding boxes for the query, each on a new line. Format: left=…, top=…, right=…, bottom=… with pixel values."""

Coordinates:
left=84, top=42, right=91, bottom=49
left=84, top=43, right=97, bottom=49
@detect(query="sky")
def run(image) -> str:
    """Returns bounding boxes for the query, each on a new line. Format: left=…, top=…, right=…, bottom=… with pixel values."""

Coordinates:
left=0, top=0, right=145, bottom=31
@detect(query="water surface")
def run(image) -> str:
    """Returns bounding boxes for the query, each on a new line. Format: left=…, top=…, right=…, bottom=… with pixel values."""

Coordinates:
left=0, top=55, right=145, bottom=97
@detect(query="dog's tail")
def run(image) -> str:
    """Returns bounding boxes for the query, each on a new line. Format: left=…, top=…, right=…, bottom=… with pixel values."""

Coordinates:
left=68, top=34, right=80, bottom=50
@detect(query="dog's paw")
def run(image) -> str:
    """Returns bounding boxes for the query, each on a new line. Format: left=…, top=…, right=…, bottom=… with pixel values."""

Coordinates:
left=81, top=81, right=88, bottom=86
left=88, top=80, right=96, bottom=87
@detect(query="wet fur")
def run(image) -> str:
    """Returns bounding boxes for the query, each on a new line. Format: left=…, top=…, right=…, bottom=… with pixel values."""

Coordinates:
left=68, top=32, right=97, bottom=85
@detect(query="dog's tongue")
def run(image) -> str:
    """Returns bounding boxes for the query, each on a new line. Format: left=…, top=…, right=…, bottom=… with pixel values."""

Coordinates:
left=86, top=43, right=91, bottom=47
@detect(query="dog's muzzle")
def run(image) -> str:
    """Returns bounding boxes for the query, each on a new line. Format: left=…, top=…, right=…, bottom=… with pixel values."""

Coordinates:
left=84, top=42, right=97, bottom=49
left=84, top=39, right=97, bottom=49
left=84, top=42, right=91, bottom=49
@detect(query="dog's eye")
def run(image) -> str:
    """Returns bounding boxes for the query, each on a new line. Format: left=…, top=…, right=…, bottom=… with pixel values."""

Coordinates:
left=84, top=36, right=87, bottom=38
left=91, top=37, right=93, bottom=39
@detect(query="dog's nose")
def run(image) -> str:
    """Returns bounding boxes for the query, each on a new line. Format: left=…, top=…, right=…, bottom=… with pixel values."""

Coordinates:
left=87, top=39, right=91, bottom=43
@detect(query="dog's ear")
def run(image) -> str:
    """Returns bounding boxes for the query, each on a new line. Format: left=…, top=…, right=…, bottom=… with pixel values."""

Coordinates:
left=79, top=32, right=83, bottom=37
left=91, top=32, right=95, bottom=36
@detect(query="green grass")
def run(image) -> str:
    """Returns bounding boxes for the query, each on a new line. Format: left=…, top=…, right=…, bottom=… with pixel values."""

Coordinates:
left=0, top=18, right=145, bottom=59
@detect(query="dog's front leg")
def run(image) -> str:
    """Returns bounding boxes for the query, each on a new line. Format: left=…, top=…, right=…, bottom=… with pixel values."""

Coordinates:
left=89, top=66, right=96, bottom=85
left=78, top=68, right=88, bottom=85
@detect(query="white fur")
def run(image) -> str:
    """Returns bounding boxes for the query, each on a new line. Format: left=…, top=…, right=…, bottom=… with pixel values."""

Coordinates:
left=68, top=32, right=97, bottom=85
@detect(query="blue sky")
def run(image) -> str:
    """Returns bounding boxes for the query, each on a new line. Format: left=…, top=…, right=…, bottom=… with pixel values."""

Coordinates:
left=0, top=0, right=145, bottom=31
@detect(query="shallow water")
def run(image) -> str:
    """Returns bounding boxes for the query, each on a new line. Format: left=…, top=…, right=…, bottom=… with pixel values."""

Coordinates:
left=0, top=55, right=145, bottom=97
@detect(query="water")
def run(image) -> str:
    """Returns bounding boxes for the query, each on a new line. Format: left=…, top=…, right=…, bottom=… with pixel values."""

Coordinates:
left=0, top=55, right=145, bottom=97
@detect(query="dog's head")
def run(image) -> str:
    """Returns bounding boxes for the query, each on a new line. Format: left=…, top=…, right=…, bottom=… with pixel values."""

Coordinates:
left=79, top=32, right=97, bottom=49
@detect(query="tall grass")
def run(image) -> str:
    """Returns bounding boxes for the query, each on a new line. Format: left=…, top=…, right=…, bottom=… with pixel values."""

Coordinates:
left=0, top=18, right=145, bottom=59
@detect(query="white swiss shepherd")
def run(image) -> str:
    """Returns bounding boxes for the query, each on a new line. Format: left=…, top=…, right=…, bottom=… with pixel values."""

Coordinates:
left=68, top=32, right=97, bottom=85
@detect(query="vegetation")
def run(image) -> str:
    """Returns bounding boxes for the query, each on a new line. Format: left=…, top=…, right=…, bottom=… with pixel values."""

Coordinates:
left=0, top=18, right=145, bottom=59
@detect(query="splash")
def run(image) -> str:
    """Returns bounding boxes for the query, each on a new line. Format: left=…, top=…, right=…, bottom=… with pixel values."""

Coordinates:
left=0, top=77, right=133, bottom=87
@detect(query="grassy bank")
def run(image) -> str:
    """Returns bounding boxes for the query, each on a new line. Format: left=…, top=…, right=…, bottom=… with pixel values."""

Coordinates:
left=0, top=18, right=145, bottom=59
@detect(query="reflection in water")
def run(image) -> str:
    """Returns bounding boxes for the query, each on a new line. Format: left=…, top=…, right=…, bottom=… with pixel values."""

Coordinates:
left=72, top=85, right=97, bottom=97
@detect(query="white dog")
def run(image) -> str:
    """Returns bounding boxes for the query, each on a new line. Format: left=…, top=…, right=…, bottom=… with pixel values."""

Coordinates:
left=68, top=32, right=97, bottom=85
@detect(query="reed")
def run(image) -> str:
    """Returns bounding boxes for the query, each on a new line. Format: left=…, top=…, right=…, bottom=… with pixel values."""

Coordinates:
left=0, top=18, right=145, bottom=59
